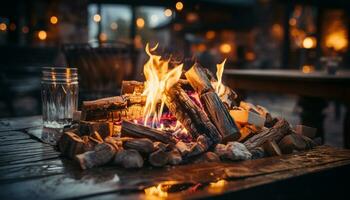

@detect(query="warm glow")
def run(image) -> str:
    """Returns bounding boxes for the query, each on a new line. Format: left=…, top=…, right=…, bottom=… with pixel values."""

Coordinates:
left=164, top=9, right=172, bottom=17
left=50, top=16, right=58, bottom=24
left=289, top=18, right=297, bottom=26
left=219, top=43, right=232, bottom=54
left=245, top=52, right=256, bottom=61
left=173, top=23, right=182, bottom=31
left=326, top=30, right=348, bottom=51
left=22, top=26, right=29, bottom=33
left=9, top=23, right=16, bottom=31
left=176, top=2, right=184, bottom=11
left=302, top=37, right=316, bottom=49
left=302, top=65, right=314, bottom=74
left=38, top=30, right=47, bottom=40
left=99, top=33, right=108, bottom=42
left=144, top=181, right=178, bottom=199
left=0, top=23, right=7, bottom=31
left=136, top=18, right=145, bottom=28
left=142, top=44, right=183, bottom=127
left=197, top=44, right=206, bottom=52
left=93, top=14, right=101, bottom=22
left=206, top=31, right=216, bottom=39
left=215, top=59, right=226, bottom=97
left=208, top=179, right=228, bottom=194
left=110, top=22, right=118, bottom=30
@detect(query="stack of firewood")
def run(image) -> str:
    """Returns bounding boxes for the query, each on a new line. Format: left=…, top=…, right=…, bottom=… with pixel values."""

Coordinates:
left=58, top=64, right=321, bottom=170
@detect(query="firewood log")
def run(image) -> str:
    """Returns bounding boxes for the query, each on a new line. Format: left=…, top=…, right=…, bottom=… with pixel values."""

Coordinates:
left=165, top=83, right=221, bottom=144
left=58, top=132, right=85, bottom=159
left=185, top=63, right=240, bottom=142
left=75, top=143, right=117, bottom=170
left=278, top=134, right=316, bottom=154
left=81, top=136, right=102, bottom=152
left=149, top=148, right=169, bottom=167
left=203, top=68, right=238, bottom=108
left=113, top=149, right=144, bottom=168
left=153, top=141, right=171, bottom=151
left=123, top=138, right=155, bottom=154
left=121, top=121, right=176, bottom=145
left=121, top=80, right=144, bottom=95
left=192, top=152, right=220, bottom=164
left=244, top=119, right=292, bottom=150
left=262, top=140, right=282, bottom=156
left=294, top=125, right=317, bottom=139
left=167, top=149, right=182, bottom=165
left=79, top=121, right=114, bottom=139
left=250, top=147, right=265, bottom=159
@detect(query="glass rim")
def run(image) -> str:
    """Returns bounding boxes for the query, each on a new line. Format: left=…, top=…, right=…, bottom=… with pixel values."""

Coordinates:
left=42, top=67, right=78, bottom=72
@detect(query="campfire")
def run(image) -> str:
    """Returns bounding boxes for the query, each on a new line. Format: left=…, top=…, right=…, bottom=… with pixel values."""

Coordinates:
left=58, top=44, right=320, bottom=170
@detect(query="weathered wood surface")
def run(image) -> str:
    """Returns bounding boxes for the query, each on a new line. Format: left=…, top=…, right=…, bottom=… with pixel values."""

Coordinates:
left=1, top=116, right=350, bottom=200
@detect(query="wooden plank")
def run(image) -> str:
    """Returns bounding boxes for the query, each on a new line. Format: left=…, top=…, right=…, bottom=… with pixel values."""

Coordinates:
left=0, top=146, right=349, bottom=199
left=0, top=116, right=42, bottom=132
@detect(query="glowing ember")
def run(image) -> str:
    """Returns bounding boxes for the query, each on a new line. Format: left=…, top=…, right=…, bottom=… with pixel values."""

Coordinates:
left=142, top=43, right=183, bottom=128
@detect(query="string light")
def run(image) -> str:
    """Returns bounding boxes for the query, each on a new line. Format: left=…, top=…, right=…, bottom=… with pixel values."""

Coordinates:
left=164, top=9, right=172, bottom=17
left=219, top=43, right=232, bottom=54
left=93, top=14, right=101, bottom=22
left=0, top=23, right=7, bottom=31
left=22, top=26, right=29, bottom=33
left=176, top=2, right=184, bottom=11
left=110, top=22, right=118, bottom=30
left=302, top=37, right=316, bottom=49
left=136, top=18, right=145, bottom=28
left=38, top=30, right=47, bottom=40
left=50, top=16, right=58, bottom=24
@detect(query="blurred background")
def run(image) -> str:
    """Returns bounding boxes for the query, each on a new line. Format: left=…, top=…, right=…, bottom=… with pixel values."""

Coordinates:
left=0, top=0, right=349, bottom=146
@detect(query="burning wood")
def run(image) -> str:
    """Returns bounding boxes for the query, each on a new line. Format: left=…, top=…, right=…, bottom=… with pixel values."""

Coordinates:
left=56, top=44, right=321, bottom=170
left=185, top=63, right=240, bottom=142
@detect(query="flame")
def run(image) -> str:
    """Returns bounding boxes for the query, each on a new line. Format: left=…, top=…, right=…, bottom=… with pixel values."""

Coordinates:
left=142, top=43, right=183, bottom=128
left=215, top=58, right=226, bottom=96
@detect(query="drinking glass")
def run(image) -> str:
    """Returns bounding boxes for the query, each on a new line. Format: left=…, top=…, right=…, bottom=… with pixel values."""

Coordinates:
left=41, top=67, right=78, bottom=128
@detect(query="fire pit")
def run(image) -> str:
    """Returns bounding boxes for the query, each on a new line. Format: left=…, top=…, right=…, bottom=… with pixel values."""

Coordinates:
left=58, top=44, right=321, bottom=170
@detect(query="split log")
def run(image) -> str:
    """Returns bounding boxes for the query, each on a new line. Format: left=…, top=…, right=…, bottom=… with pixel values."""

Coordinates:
left=165, top=83, right=221, bottom=144
left=75, top=143, right=117, bottom=170
left=81, top=96, right=145, bottom=122
left=123, top=138, right=155, bottom=154
left=294, top=125, right=317, bottom=139
left=120, top=121, right=176, bottom=145
left=250, top=147, right=265, bottom=159
left=113, top=149, right=144, bottom=168
left=262, top=140, right=282, bottom=156
left=203, top=68, right=238, bottom=108
left=121, top=80, right=144, bottom=95
left=79, top=121, right=113, bottom=139
left=82, top=96, right=126, bottom=111
left=192, top=152, right=220, bottom=164
left=168, top=149, right=182, bottom=165
left=278, top=134, right=316, bottom=154
left=185, top=63, right=240, bottom=142
left=81, top=136, right=101, bottom=152
left=244, top=119, right=292, bottom=151
left=58, top=132, right=85, bottom=159
left=149, top=148, right=169, bottom=167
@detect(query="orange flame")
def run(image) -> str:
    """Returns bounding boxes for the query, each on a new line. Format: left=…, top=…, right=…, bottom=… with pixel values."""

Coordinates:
left=142, top=44, right=183, bottom=127
left=214, top=58, right=226, bottom=96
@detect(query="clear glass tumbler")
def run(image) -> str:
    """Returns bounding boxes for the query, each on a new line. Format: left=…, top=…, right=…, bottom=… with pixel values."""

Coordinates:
left=41, top=67, right=78, bottom=128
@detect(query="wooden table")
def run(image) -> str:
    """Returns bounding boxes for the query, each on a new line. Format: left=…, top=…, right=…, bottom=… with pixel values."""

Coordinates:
left=224, top=69, right=350, bottom=148
left=1, top=116, right=350, bottom=199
